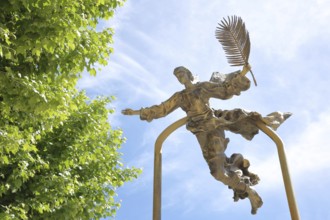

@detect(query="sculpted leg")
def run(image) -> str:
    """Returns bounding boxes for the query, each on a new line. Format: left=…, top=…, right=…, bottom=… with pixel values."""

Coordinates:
left=196, top=131, right=263, bottom=214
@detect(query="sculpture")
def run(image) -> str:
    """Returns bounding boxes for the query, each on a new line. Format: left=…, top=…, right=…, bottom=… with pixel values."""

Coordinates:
left=122, top=16, right=293, bottom=215
left=122, top=64, right=290, bottom=214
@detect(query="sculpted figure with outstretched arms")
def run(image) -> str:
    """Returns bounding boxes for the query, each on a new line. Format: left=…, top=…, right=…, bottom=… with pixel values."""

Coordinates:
left=122, top=64, right=290, bottom=214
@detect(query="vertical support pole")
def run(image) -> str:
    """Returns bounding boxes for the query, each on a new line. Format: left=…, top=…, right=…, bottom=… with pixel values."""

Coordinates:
left=153, top=117, right=188, bottom=220
left=153, top=147, right=162, bottom=220
left=152, top=117, right=299, bottom=219
left=255, top=120, right=300, bottom=220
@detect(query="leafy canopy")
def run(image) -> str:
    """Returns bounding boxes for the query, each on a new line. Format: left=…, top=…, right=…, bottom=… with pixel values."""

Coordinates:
left=0, top=0, right=140, bottom=219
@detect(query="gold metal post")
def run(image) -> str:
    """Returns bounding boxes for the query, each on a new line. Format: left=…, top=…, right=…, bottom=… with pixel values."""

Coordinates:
left=255, top=120, right=300, bottom=220
left=152, top=117, right=299, bottom=220
left=153, top=117, right=188, bottom=220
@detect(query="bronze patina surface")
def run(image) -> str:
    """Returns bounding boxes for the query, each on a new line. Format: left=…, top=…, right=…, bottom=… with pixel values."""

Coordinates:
left=122, top=65, right=290, bottom=215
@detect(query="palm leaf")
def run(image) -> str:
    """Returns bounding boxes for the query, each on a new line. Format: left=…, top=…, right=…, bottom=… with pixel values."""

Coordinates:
left=215, top=15, right=257, bottom=85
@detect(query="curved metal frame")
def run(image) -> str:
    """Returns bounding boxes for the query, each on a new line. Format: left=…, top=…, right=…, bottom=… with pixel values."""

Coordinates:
left=255, top=120, right=300, bottom=220
left=153, top=117, right=188, bottom=220
left=152, top=117, right=300, bottom=220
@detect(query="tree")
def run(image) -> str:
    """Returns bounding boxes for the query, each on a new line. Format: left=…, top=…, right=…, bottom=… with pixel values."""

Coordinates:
left=0, top=0, right=140, bottom=219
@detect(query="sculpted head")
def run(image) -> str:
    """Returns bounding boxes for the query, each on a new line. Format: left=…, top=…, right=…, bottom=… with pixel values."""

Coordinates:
left=173, top=66, right=194, bottom=85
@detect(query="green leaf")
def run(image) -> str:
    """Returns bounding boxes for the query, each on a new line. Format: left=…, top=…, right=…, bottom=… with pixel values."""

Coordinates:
left=89, top=68, right=97, bottom=76
left=0, top=1, right=140, bottom=219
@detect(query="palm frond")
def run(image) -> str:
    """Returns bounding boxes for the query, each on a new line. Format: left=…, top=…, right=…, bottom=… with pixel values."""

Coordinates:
left=215, top=15, right=257, bottom=85
left=215, top=15, right=250, bottom=66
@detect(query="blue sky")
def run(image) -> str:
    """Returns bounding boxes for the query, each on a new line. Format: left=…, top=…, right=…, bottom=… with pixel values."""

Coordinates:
left=79, top=0, right=330, bottom=219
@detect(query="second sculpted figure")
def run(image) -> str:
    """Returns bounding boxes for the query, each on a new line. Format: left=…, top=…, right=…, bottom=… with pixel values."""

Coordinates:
left=122, top=65, right=291, bottom=214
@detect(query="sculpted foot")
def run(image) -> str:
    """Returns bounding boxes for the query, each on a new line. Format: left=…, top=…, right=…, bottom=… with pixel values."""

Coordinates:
left=247, top=188, right=263, bottom=214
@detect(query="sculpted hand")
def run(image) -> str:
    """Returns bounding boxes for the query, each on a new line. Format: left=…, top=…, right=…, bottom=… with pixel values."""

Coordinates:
left=121, top=108, right=140, bottom=115
left=241, top=64, right=252, bottom=76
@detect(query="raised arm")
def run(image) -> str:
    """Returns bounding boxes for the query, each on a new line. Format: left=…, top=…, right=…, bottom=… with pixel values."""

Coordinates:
left=207, top=64, right=251, bottom=99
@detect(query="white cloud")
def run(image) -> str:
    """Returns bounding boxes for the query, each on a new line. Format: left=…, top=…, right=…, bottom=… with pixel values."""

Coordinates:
left=288, top=109, right=330, bottom=177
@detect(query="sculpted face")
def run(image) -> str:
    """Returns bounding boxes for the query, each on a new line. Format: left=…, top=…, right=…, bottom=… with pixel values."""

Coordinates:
left=175, top=70, right=190, bottom=85
left=173, top=66, right=193, bottom=85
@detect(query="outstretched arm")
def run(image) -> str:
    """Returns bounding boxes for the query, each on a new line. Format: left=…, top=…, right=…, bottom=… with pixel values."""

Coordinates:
left=121, top=92, right=180, bottom=122
left=122, top=108, right=140, bottom=116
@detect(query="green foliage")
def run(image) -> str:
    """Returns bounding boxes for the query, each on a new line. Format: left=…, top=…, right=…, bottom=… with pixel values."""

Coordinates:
left=0, top=0, right=140, bottom=219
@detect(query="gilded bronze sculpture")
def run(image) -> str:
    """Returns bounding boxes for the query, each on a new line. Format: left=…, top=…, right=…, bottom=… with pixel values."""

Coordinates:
left=122, top=16, right=299, bottom=219
left=122, top=64, right=290, bottom=214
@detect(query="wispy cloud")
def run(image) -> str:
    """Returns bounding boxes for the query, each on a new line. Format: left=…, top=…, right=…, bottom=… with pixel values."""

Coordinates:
left=288, top=108, right=330, bottom=178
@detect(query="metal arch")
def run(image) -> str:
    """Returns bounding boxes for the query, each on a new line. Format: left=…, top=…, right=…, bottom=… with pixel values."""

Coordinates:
left=153, top=117, right=188, bottom=220
left=255, top=120, right=300, bottom=220
left=152, top=117, right=300, bottom=220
